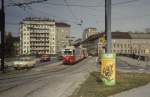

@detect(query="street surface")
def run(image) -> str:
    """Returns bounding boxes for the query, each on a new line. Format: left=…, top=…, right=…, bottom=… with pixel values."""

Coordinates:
left=0, top=56, right=97, bottom=97
left=1, top=57, right=59, bottom=72
left=0, top=56, right=150, bottom=97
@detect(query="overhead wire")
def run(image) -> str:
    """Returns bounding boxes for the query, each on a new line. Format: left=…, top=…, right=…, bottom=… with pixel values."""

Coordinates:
left=45, top=2, right=102, bottom=8
left=42, top=0, right=140, bottom=8
left=64, top=0, right=83, bottom=30
left=5, top=0, right=144, bottom=29
left=6, top=0, right=84, bottom=26
left=7, top=0, right=48, bottom=7
left=6, top=7, right=80, bottom=26
left=64, top=0, right=78, bottom=21
left=112, top=0, right=139, bottom=6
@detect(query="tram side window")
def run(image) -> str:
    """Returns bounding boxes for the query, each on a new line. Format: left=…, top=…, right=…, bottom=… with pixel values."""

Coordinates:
left=73, top=50, right=75, bottom=55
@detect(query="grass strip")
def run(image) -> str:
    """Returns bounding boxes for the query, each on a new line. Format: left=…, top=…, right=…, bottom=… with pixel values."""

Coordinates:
left=70, top=71, right=150, bottom=97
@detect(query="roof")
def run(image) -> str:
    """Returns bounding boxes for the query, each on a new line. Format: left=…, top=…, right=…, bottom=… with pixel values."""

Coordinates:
left=23, top=17, right=55, bottom=22
left=21, top=17, right=71, bottom=27
left=82, top=32, right=150, bottom=43
left=83, top=33, right=101, bottom=42
left=84, top=27, right=97, bottom=30
left=112, top=32, right=131, bottom=39
left=130, top=33, right=150, bottom=39
left=55, top=22, right=71, bottom=27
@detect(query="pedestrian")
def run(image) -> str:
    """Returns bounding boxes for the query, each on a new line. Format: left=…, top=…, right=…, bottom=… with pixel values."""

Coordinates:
left=96, top=57, right=100, bottom=71
left=137, top=56, right=140, bottom=65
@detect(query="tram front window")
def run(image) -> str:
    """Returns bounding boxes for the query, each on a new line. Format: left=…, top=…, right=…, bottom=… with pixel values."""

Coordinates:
left=64, top=51, right=72, bottom=55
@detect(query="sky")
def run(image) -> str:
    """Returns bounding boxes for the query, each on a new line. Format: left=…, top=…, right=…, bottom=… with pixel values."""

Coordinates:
left=3, top=0, right=150, bottom=39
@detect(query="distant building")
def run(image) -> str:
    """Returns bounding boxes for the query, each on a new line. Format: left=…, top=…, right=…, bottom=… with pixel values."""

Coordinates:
left=112, top=32, right=150, bottom=56
left=82, top=27, right=97, bottom=40
left=20, top=17, right=71, bottom=55
left=56, top=22, right=71, bottom=53
left=74, top=38, right=82, bottom=44
left=81, top=32, right=150, bottom=56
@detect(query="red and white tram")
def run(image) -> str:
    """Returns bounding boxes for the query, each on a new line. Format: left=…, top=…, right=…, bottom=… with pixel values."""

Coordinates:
left=62, top=46, right=88, bottom=64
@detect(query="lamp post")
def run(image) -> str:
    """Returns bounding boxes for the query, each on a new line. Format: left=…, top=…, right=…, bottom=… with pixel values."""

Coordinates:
left=100, top=0, right=116, bottom=86
left=1, top=0, right=5, bottom=73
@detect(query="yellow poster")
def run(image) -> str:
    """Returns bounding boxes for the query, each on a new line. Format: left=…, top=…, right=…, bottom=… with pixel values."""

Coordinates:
left=100, top=53, right=116, bottom=86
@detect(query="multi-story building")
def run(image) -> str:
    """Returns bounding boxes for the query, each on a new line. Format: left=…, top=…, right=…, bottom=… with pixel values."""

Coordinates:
left=112, top=32, right=150, bottom=56
left=20, top=17, right=70, bottom=55
left=81, top=32, right=150, bottom=57
left=82, top=27, right=97, bottom=40
left=56, top=22, right=71, bottom=53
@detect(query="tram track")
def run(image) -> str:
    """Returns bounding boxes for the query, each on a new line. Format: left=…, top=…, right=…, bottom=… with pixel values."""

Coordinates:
left=0, top=57, right=91, bottom=93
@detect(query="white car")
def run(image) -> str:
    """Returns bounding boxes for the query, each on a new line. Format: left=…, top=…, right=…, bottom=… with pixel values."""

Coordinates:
left=13, top=57, right=36, bottom=70
left=0, top=59, right=12, bottom=68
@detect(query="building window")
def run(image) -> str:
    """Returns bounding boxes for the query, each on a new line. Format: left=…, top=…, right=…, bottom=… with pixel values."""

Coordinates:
left=113, top=44, right=116, bottom=48
left=128, top=44, right=130, bottom=47
left=124, top=44, right=127, bottom=48
left=117, top=44, right=120, bottom=48
left=120, top=44, right=123, bottom=48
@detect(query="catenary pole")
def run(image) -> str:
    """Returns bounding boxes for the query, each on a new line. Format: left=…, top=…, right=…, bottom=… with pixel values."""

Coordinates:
left=105, top=0, right=112, bottom=53
left=1, top=0, right=5, bottom=73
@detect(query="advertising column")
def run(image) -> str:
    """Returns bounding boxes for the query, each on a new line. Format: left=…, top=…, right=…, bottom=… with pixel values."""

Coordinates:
left=100, top=53, right=116, bottom=86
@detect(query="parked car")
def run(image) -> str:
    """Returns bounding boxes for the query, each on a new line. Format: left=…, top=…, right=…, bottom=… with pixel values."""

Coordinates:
left=40, top=54, right=51, bottom=62
left=13, top=57, right=36, bottom=70
left=0, top=59, right=13, bottom=68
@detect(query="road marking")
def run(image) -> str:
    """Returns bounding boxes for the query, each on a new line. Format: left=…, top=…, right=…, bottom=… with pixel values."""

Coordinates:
left=33, top=68, right=41, bottom=71
left=139, top=68, right=145, bottom=71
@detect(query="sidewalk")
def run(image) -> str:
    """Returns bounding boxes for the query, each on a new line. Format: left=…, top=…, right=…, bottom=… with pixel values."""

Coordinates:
left=109, top=83, right=150, bottom=97
left=118, top=56, right=150, bottom=67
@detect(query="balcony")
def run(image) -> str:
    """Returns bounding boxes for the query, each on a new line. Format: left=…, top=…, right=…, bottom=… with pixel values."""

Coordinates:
left=30, top=36, right=49, bottom=38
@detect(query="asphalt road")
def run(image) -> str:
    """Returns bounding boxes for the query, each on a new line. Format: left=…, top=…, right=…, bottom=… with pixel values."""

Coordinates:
left=0, top=56, right=149, bottom=97
left=35, top=57, right=60, bottom=67
left=0, top=56, right=97, bottom=97
left=1, top=57, right=60, bottom=72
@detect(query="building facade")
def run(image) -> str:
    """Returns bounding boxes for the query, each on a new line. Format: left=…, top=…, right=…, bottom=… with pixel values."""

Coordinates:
left=56, top=22, right=71, bottom=53
left=20, top=18, right=70, bottom=55
left=112, top=32, right=150, bottom=56
left=82, top=27, right=97, bottom=40
left=81, top=32, right=150, bottom=56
